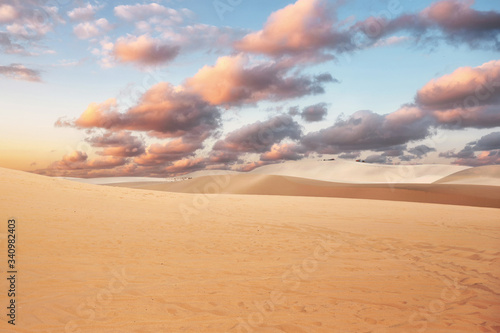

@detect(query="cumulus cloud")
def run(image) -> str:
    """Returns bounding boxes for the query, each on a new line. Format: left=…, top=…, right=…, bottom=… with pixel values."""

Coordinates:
left=164, top=157, right=206, bottom=175
left=86, top=131, right=145, bottom=157
left=413, top=60, right=500, bottom=129
left=0, top=1, right=64, bottom=56
left=1, top=1, right=64, bottom=40
left=74, top=18, right=113, bottom=40
left=235, top=0, right=354, bottom=60
left=440, top=131, right=500, bottom=165
left=186, top=53, right=335, bottom=105
left=0, top=4, right=18, bottom=24
left=447, top=150, right=500, bottom=166
left=134, top=138, right=203, bottom=166
left=37, top=151, right=128, bottom=177
left=234, top=161, right=269, bottom=172
left=113, top=34, right=180, bottom=66
left=68, top=4, right=101, bottom=22
left=301, top=109, right=433, bottom=154
left=260, top=143, right=305, bottom=161
left=0, top=63, right=41, bottom=82
left=361, top=0, right=500, bottom=51
left=301, top=103, right=328, bottom=122
left=416, top=60, right=500, bottom=110
left=408, top=144, right=436, bottom=157
left=235, top=0, right=500, bottom=65
left=214, top=114, right=302, bottom=153
left=56, top=82, right=221, bottom=140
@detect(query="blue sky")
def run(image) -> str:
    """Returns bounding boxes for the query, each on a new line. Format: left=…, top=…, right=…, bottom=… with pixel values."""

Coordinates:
left=1, top=0, right=499, bottom=176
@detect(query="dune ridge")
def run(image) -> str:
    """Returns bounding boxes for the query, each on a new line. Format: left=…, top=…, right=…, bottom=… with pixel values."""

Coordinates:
left=113, top=173, right=500, bottom=209
left=434, top=165, right=500, bottom=186
left=247, top=159, right=470, bottom=183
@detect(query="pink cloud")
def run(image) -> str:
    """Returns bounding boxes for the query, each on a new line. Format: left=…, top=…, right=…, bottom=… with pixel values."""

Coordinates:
left=113, top=34, right=180, bottom=66
left=0, top=4, right=18, bottom=24
left=134, top=138, right=202, bottom=166
left=0, top=63, right=41, bottom=82
left=164, top=157, right=206, bottom=175
left=417, top=59, right=500, bottom=109
left=86, top=131, right=145, bottom=157
left=235, top=0, right=352, bottom=58
left=185, top=53, right=334, bottom=105
left=360, top=0, right=500, bottom=50
left=260, top=143, right=304, bottom=161
left=453, top=150, right=500, bottom=166
left=234, top=161, right=269, bottom=172
left=38, top=151, right=127, bottom=177
left=57, top=83, right=221, bottom=140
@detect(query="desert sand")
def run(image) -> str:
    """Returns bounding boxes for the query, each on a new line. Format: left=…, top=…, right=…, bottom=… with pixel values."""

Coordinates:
left=1, top=165, right=499, bottom=332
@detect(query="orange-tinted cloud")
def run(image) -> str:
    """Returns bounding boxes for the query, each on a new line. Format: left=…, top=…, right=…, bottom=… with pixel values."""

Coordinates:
left=134, top=138, right=203, bottom=166
left=185, top=53, right=335, bottom=105
left=416, top=60, right=500, bottom=109
left=113, top=34, right=180, bottom=66
left=36, top=151, right=127, bottom=177
left=235, top=0, right=353, bottom=59
left=234, top=161, right=268, bottom=172
left=164, top=157, right=206, bottom=174
left=57, top=83, right=221, bottom=139
left=440, top=131, right=500, bottom=166
left=260, top=143, right=304, bottom=161
left=86, top=131, right=145, bottom=157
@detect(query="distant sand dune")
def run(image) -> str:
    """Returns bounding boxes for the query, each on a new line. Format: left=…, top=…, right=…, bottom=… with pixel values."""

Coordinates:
left=113, top=174, right=500, bottom=209
left=247, top=159, right=470, bottom=183
left=434, top=165, right=500, bottom=186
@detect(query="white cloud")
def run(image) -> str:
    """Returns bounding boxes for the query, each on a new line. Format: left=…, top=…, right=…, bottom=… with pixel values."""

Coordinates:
left=68, top=3, right=102, bottom=22
left=74, top=18, right=113, bottom=40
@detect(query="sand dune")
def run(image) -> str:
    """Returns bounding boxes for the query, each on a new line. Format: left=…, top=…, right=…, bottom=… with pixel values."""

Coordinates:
left=60, top=176, right=170, bottom=185
left=248, top=159, right=470, bottom=183
left=1, top=167, right=499, bottom=332
left=434, top=165, right=500, bottom=186
left=114, top=174, right=500, bottom=209
left=66, top=160, right=476, bottom=186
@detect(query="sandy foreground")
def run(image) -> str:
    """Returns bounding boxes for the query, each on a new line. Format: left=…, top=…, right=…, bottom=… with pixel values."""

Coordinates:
left=1, top=166, right=500, bottom=332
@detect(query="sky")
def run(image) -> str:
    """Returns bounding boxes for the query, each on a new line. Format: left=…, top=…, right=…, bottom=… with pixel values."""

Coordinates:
left=0, top=0, right=500, bottom=177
